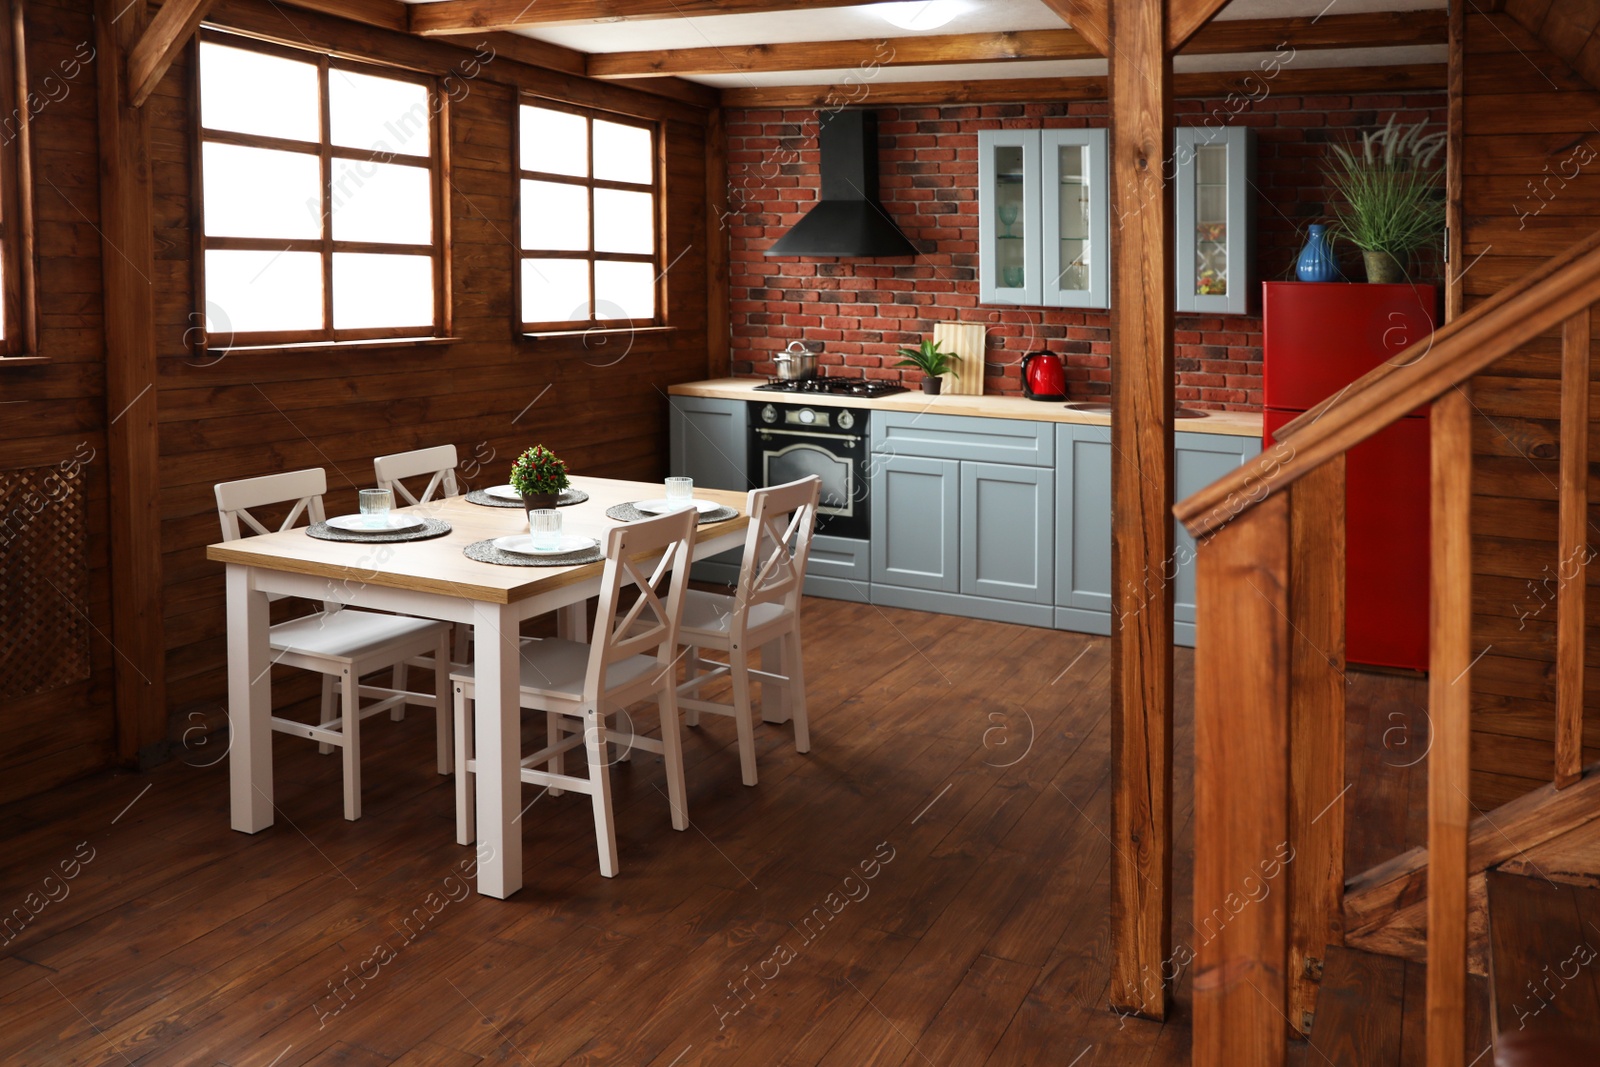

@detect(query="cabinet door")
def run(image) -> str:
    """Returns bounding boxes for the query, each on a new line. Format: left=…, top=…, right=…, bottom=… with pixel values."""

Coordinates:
left=870, top=455, right=960, bottom=592
left=1041, top=129, right=1110, bottom=310
left=1173, top=431, right=1261, bottom=630
left=1054, top=423, right=1113, bottom=615
left=978, top=129, right=1041, bottom=306
left=961, top=462, right=1053, bottom=604
left=1175, top=127, right=1255, bottom=316
left=668, top=396, right=747, bottom=491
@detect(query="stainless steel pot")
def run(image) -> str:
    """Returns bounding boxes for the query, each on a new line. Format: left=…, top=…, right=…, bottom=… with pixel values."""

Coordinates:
left=773, top=341, right=819, bottom=381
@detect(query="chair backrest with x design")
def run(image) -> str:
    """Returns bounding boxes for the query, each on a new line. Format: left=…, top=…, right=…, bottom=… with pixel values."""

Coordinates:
left=215, top=468, right=332, bottom=606
left=373, top=445, right=460, bottom=507
left=733, top=476, right=821, bottom=623
left=583, top=508, right=696, bottom=703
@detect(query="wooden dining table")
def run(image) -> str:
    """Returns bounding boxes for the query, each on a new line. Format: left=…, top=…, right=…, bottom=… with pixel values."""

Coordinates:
left=205, top=475, right=750, bottom=899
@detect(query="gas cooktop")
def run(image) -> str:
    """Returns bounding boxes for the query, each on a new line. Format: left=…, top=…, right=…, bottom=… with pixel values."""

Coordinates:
left=753, top=375, right=908, bottom=398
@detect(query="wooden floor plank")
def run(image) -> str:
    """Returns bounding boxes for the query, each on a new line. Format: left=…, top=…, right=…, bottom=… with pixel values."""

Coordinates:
left=1487, top=870, right=1600, bottom=1051
left=1292, top=945, right=1406, bottom=1067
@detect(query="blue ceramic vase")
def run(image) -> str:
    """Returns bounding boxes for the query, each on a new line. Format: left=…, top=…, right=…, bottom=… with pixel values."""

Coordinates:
left=1296, top=224, right=1341, bottom=283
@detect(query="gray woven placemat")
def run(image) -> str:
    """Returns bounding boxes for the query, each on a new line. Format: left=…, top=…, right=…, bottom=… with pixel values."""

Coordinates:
left=307, top=518, right=452, bottom=543
left=463, top=538, right=605, bottom=567
left=464, top=487, right=590, bottom=509
left=605, top=502, right=738, bottom=525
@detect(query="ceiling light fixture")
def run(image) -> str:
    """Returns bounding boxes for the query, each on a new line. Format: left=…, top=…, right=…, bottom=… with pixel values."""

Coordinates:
left=875, top=1, right=970, bottom=32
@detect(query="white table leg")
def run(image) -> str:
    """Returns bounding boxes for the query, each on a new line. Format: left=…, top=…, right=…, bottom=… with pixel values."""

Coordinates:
left=557, top=601, right=587, bottom=642
left=473, top=600, right=523, bottom=899
left=760, top=641, right=792, bottom=725
left=227, top=565, right=274, bottom=833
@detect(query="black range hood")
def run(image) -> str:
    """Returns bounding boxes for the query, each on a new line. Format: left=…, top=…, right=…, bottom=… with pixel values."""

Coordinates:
left=765, top=110, right=918, bottom=259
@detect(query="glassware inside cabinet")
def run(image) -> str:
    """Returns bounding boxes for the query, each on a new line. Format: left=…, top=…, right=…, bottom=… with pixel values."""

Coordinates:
left=1056, top=143, right=1090, bottom=293
left=1192, top=142, right=1228, bottom=298
left=994, top=144, right=1026, bottom=289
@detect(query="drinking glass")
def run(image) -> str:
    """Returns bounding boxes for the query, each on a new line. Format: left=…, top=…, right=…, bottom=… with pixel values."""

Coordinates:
left=665, top=476, right=694, bottom=510
left=358, top=488, right=392, bottom=527
left=997, top=202, right=1019, bottom=238
left=530, top=509, right=562, bottom=551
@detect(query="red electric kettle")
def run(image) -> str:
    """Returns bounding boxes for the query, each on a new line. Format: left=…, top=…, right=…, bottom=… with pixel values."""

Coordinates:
left=1022, top=349, right=1067, bottom=401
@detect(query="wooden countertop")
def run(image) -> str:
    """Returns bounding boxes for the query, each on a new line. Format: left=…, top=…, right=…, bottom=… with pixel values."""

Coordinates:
left=669, top=379, right=1264, bottom=438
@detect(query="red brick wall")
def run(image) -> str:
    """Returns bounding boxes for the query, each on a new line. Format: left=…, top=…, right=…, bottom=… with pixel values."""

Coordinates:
left=725, top=92, right=1447, bottom=410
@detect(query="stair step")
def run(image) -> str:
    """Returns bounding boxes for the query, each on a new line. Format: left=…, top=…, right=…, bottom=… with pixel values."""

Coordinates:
left=1487, top=870, right=1600, bottom=1062
left=1290, top=945, right=1405, bottom=1067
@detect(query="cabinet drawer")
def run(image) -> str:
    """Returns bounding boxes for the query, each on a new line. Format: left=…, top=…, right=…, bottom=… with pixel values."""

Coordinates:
left=871, top=412, right=1054, bottom=466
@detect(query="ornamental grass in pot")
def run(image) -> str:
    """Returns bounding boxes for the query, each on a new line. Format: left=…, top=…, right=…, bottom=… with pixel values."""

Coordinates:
left=1324, top=115, right=1446, bottom=284
left=509, top=444, right=570, bottom=511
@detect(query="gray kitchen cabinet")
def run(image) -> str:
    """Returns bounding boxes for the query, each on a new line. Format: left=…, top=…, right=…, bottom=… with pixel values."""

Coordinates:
left=1175, top=126, right=1256, bottom=316
left=668, top=396, right=748, bottom=585
left=961, top=461, right=1054, bottom=605
left=1052, top=423, right=1259, bottom=645
left=869, top=454, right=961, bottom=594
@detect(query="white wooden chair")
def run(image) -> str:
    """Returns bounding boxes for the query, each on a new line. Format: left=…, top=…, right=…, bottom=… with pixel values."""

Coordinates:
left=677, top=475, right=820, bottom=786
left=374, top=444, right=470, bottom=664
left=451, top=508, right=696, bottom=878
left=214, top=468, right=454, bottom=821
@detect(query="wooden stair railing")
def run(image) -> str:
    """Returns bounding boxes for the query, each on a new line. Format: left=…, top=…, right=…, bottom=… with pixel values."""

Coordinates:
left=1175, top=227, right=1600, bottom=1067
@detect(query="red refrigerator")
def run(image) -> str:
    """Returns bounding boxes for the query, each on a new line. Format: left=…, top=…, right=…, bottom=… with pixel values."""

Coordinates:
left=1262, top=281, right=1437, bottom=671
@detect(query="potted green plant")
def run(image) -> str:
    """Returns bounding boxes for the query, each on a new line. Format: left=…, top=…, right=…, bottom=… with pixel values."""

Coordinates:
left=895, top=338, right=959, bottom=396
left=509, top=444, right=570, bottom=510
left=1323, top=115, right=1446, bottom=284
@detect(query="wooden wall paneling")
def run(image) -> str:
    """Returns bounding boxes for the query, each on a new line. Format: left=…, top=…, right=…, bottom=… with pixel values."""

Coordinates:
left=1286, top=455, right=1346, bottom=1038
left=1556, top=309, right=1591, bottom=787
left=97, top=0, right=169, bottom=763
left=1106, top=0, right=1172, bottom=1022
left=1192, top=490, right=1292, bottom=1067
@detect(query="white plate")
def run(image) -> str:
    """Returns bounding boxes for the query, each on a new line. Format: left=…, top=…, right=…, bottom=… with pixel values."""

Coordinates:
left=492, top=534, right=599, bottom=557
left=485, top=484, right=524, bottom=502
left=326, top=513, right=426, bottom=533
left=633, top=498, right=720, bottom=515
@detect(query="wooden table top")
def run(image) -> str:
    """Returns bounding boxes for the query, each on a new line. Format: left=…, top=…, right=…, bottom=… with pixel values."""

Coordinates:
left=204, top=476, right=750, bottom=605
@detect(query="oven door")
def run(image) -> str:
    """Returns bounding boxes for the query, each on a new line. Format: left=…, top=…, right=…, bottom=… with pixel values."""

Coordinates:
left=752, top=428, right=867, bottom=539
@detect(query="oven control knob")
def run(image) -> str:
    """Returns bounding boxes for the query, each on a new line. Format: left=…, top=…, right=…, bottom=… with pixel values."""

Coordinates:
left=798, top=408, right=817, bottom=425
left=760, top=404, right=777, bottom=424
left=836, top=410, right=855, bottom=430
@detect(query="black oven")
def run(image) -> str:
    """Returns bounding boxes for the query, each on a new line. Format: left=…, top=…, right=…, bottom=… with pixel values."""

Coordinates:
left=748, top=401, right=870, bottom=540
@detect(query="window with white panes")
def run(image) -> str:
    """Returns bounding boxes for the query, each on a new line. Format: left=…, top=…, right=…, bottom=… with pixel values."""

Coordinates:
left=195, top=32, right=446, bottom=347
left=518, top=101, right=660, bottom=331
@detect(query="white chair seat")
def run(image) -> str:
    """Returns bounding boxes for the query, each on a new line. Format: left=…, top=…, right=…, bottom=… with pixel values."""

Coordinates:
left=452, top=639, right=663, bottom=700
left=272, top=610, right=448, bottom=661
left=677, top=590, right=786, bottom=640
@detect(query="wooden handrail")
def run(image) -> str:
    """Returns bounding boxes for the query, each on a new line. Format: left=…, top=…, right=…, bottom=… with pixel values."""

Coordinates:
left=1176, top=234, right=1600, bottom=539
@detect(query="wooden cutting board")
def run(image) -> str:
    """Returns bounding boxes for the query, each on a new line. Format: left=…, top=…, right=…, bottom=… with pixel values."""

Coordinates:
left=933, top=321, right=987, bottom=396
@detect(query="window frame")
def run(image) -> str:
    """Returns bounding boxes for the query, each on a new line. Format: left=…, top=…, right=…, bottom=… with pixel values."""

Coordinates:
left=514, top=96, right=664, bottom=336
left=192, top=28, right=451, bottom=352
left=0, top=0, right=36, bottom=362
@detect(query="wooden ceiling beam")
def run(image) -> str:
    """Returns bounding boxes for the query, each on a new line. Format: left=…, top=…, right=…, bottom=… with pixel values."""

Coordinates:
left=411, top=0, right=908, bottom=37
left=717, top=62, right=1447, bottom=109
left=589, top=11, right=1446, bottom=80
left=1038, top=0, right=1109, bottom=56
left=127, top=0, right=217, bottom=107
left=1168, top=0, right=1231, bottom=52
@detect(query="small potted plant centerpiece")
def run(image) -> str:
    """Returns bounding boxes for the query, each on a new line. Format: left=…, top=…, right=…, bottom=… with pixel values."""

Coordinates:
left=509, top=444, right=570, bottom=511
left=895, top=338, right=959, bottom=396
left=1324, top=115, right=1446, bottom=284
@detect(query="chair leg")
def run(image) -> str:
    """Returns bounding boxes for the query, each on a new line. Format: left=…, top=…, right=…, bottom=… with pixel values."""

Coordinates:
left=454, top=684, right=475, bottom=846
left=615, top=706, right=634, bottom=763
left=584, top=709, right=619, bottom=878
left=318, top=675, right=336, bottom=755
left=658, top=687, right=689, bottom=832
left=682, top=646, right=701, bottom=727
left=761, top=640, right=791, bottom=724
left=391, top=661, right=409, bottom=721
left=340, top=667, right=362, bottom=821
left=786, top=628, right=810, bottom=754
left=546, top=711, right=565, bottom=797
left=434, top=632, right=452, bottom=776
left=452, top=622, right=470, bottom=665
left=729, top=646, right=758, bottom=788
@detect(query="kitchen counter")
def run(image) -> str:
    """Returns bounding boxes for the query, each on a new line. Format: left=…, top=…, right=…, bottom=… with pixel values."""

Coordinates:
left=669, top=378, right=1264, bottom=438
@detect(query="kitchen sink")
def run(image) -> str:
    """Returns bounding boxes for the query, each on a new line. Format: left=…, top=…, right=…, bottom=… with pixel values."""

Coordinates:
left=1062, top=401, right=1209, bottom=419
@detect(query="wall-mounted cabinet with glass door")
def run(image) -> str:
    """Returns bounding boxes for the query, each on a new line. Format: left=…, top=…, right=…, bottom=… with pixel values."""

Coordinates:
left=977, top=129, right=1109, bottom=309
left=1174, top=126, right=1255, bottom=316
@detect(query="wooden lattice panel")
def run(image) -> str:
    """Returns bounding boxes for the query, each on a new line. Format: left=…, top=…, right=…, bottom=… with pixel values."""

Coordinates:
left=0, top=463, right=92, bottom=699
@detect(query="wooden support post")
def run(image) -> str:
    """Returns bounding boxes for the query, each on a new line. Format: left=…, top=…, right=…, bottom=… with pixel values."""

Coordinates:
left=1192, top=492, right=1292, bottom=1067
left=1426, top=385, right=1473, bottom=1067
left=1444, top=0, right=1464, bottom=323
left=1556, top=310, right=1590, bottom=789
left=126, top=0, right=215, bottom=109
left=705, top=106, right=730, bottom=380
left=1286, top=455, right=1347, bottom=1038
left=1106, top=0, right=1174, bottom=1019
left=98, top=0, right=168, bottom=763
